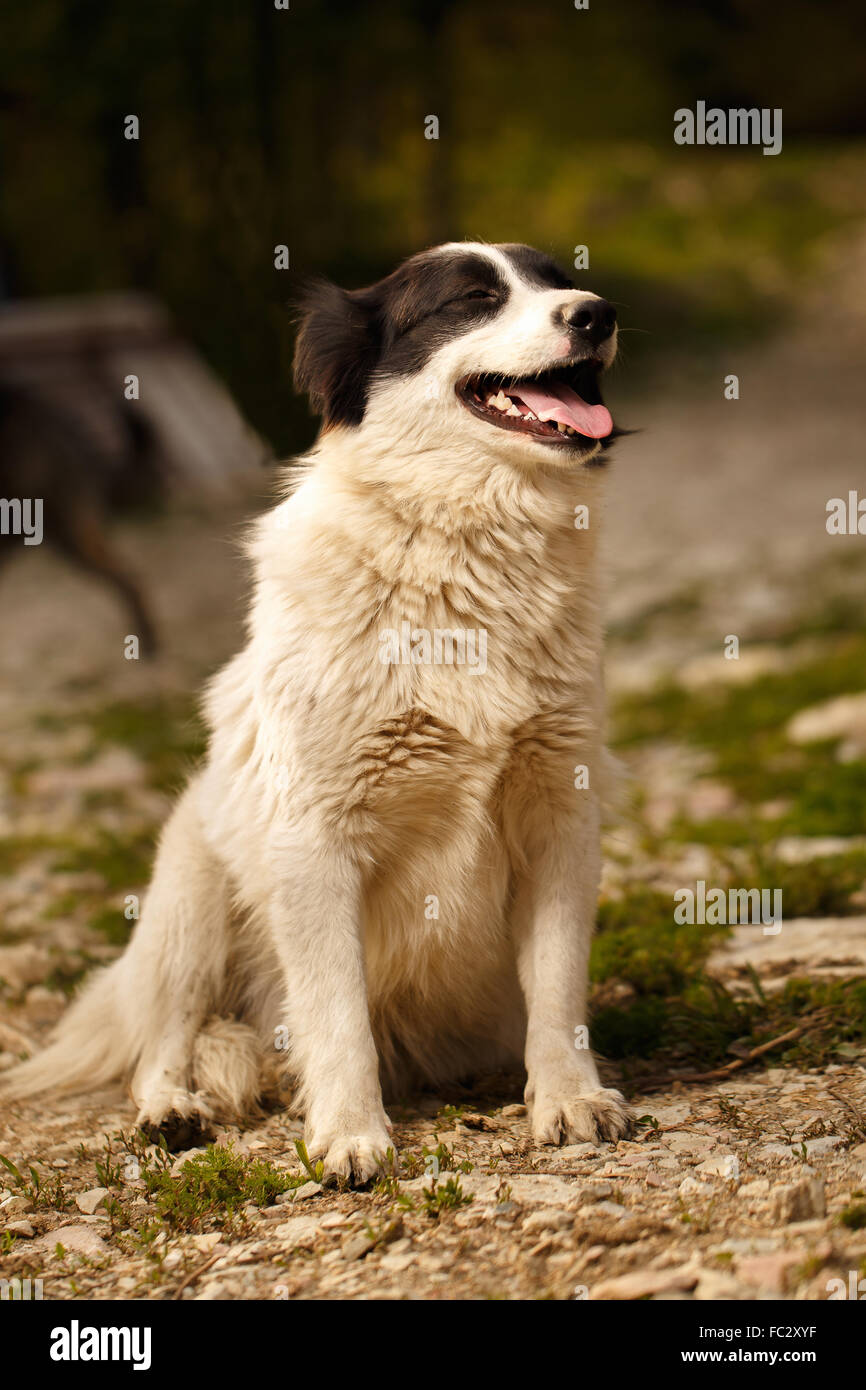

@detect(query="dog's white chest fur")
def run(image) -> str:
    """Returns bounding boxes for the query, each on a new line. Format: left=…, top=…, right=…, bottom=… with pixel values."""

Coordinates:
left=214, top=450, right=604, bottom=857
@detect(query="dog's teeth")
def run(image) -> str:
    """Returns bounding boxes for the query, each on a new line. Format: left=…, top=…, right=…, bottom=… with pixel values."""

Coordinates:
left=557, top=422, right=567, bottom=433
left=525, top=410, right=537, bottom=421
left=506, top=404, right=521, bottom=416
left=486, top=394, right=497, bottom=408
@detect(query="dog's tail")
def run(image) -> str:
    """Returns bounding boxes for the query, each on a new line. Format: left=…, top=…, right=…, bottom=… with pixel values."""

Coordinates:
left=190, top=1017, right=265, bottom=1117
left=0, top=958, right=134, bottom=1100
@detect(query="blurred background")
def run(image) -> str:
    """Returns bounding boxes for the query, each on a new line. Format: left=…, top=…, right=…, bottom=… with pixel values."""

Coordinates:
left=0, top=0, right=865, bottom=1080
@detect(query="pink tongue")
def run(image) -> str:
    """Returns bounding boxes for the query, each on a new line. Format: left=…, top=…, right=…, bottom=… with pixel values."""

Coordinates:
left=512, top=382, right=613, bottom=439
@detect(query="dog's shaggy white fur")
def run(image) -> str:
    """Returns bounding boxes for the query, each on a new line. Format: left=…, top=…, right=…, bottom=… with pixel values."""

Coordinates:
left=5, top=242, right=632, bottom=1181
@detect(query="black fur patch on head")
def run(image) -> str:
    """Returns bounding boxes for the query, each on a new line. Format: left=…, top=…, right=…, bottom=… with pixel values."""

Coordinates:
left=293, top=248, right=509, bottom=428
left=495, top=243, right=574, bottom=291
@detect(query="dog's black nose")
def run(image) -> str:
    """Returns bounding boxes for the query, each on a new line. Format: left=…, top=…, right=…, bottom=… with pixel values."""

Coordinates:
left=564, top=298, right=617, bottom=346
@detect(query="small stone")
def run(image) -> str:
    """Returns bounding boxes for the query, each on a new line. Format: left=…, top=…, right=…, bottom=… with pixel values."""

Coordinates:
left=32, top=1224, right=108, bottom=1258
left=342, top=1232, right=375, bottom=1262
left=499, top=1104, right=525, bottom=1118
left=695, top=1153, right=739, bottom=1180
left=736, top=1251, right=804, bottom=1294
left=645, top=1102, right=692, bottom=1127
left=586, top=1200, right=627, bottom=1220
left=694, top=1268, right=747, bottom=1300
left=592, top=1266, right=698, bottom=1300
left=579, top=1182, right=613, bottom=1203
left=0, top=944, right=53, bottom=991
left=678, top=1176, right=703, bottom=1197
left=379, top=1251, right=413, bottom=1273
left=523, top=1208, right=572, bottom=1234
left=645, top=1172, right=664, bottom=1188
left=802, top=1136, right=843, bottom=1156
left=273, top=1216, right=323, bottom=1248
left=787, top=693, right=866, bottom=754
left=5, top=1219, right=35, bottom=1239
left=0, top=1194, right=34, bottom=1216
left=75, top=1187, right=110, bottom=1215
left=285, top=1181, right=321, bottom=1202
left=192, top=1232, right=223, bottom=1253
left=663, top=1132, right=715, bottom=1157
left=738, top=1178, right=770, bottom=1198
left=769, top=1176, right=825, bottom=1224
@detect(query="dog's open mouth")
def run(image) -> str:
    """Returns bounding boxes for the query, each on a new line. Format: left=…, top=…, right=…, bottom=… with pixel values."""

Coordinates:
left=456, top=360, right=613, bottom=448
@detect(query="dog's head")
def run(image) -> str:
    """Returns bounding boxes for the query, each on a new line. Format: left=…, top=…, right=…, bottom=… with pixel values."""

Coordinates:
left=293, top=242, right=618, bottom=466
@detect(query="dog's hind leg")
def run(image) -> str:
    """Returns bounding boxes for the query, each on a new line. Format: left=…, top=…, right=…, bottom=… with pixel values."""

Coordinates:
left=124, top=778, right=236, bottom=1148
left=53, top=503, right=158, bottom=657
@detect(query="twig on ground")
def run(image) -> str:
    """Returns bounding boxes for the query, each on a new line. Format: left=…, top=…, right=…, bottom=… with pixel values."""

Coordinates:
left=635, top=1025, right=806, bottom=1093
left=172, top=1249, right=222, bottom=1300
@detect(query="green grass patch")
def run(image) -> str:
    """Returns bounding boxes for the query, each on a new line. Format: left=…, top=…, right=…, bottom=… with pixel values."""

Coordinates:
left=594, top=969, right=866, bottom=1079
left=0, top=833, right=61, bottom=877
left=594, top=889, right=724, bottom=995
left=420, top=1174, right=473, bottom=1218
left=138, top=1141, right=304, bottom=1233
left=591, top=884, right=866, bottom=1076
left=749, top=850, right=866, bottom=919
left=839, top=1202, right=866, bottom=1230
left=87, top=906, right=135, bottom=947
left=54, top=828, right=154, bottom=891
left=37, top=696, right=206, bottom=793
left=613, top=632, right=866, bottom=838
left=0, top=827, right=154, bottom=893
left=0, top=1153, right=70, bottom=1212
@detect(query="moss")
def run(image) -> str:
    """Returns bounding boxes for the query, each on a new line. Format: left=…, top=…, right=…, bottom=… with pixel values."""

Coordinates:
left=42, top=958, right=93, bottom=997
left=613, top=631, right=866, bottom=838
left=37, top=696, right=206, bottom=793
left=608, top=587, right=705, bottom=646
left=595, top=974, right=866, bottom=1077
left=591, top=880, right=866, bottom=1074
left=87, top=906, right=134, bottom=947
left=0, top=833, right=61, bottom=877
left=54, top=829, right=154, bottom=891
left=593, top=888, right=724, bottom=995
left=749, top=851, right=866, bottom=919
left=839, top=1203, right=866, bottom=1230
left=41, top=891, right=85, bottom=921
left=615, top=632, right=866, bottom=754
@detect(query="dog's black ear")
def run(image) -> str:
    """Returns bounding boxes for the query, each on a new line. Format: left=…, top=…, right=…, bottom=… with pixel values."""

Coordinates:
left=293, top=280, right=382, bottom=429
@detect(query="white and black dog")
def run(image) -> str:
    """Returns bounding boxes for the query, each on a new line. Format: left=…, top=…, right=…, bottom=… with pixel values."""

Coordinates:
left=5, top=242, right=633, bottom=1182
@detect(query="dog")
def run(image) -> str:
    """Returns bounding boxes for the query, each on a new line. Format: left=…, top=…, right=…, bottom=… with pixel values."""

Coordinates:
left=4, top=242, right=633, bottom=1181
left=0, top=384, right=160, bottom=654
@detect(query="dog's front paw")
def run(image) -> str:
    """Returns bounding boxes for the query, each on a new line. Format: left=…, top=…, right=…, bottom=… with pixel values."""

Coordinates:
left=308, top=1124, right=394, bottom=1187
left=530, top=1087, right=633, bottom=1146
left=135, top=1088, right=215, bottom=1152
